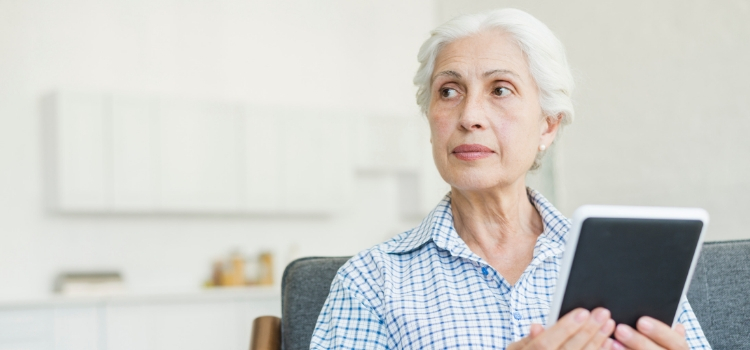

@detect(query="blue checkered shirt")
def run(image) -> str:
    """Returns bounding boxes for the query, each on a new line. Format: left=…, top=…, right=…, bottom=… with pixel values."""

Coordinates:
left=311, top=189, right=711, bottom=349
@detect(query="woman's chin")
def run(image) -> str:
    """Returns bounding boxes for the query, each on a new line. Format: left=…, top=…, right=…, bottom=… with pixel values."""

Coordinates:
left=443, top=171, right=517, bottom=193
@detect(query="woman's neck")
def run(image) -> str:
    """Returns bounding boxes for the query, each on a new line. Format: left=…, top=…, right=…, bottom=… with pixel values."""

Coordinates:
left=450, top=181, right=544, bottom=284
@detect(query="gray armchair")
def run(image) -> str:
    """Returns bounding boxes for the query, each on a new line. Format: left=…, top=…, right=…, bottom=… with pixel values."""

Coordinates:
left=251, top=240, right=750, bottom=350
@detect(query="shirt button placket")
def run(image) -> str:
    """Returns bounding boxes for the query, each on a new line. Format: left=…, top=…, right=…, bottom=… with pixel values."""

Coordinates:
left=509, top=288, right=524, bottom=338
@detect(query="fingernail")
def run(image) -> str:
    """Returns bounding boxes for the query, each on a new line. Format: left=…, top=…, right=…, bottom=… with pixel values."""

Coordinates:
left=600, top=319, right=614, bottom=334
left=612, top=340, right=625, bottom=350
left=575, top=309, right=590, bottom=323
left=616, top=324, right=633, bottom=340
left=638, top=317, right=653, bottom=332
left=594, top=308, right=610, bottom=323
left=601, top=338, right=614, bottom=350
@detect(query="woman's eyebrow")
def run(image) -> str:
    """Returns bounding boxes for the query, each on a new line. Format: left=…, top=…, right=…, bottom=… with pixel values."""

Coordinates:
left=483, top=69, right=521, bottom=81
left=431, top=70, right=461, bottom=83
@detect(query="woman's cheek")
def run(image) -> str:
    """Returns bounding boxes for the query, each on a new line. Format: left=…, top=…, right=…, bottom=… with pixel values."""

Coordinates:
left=429, top=117, right=453, bottom=146
left=431, top=141, right=454, bottom=184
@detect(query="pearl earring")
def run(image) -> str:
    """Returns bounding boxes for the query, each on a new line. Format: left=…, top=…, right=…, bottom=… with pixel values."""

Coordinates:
left=539, top=144, right=546, bottom=151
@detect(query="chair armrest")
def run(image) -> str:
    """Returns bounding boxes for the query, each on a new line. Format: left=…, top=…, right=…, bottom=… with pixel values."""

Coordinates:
left=250, top=315, right=281, bottom=350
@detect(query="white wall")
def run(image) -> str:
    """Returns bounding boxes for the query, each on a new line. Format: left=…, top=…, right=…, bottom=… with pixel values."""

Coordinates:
left=437, top=0, right=750, bottom=241
left=0, top=0, right=436, bottom=300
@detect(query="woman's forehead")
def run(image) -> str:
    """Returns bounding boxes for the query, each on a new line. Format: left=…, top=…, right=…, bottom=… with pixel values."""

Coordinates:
left=432, top=30, right=530, bottom=82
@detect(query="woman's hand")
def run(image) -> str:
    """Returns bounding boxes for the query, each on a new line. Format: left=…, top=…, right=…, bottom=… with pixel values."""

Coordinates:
left=507, top=307, right=616, bottom=350
left=611, top=316, right=688, bottom=350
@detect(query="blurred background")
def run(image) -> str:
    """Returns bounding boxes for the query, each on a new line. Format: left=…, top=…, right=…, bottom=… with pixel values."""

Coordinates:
left=0, top=0, right=748, bottom=349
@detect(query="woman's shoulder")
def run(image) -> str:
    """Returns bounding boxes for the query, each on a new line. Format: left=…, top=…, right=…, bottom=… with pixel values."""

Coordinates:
left=337, top=196, right=449, bottom=284
left=328, top=227, right=433, bottom=314
left=338, top=227, right=432, bottom=281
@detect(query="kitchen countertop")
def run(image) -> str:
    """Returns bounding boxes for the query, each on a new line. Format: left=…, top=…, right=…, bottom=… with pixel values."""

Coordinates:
left=0, top=286, right=280, bottom=310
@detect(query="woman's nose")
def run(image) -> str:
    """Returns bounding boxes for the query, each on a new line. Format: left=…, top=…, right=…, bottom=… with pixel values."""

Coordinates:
left=459, top=94, right=488, bottom=131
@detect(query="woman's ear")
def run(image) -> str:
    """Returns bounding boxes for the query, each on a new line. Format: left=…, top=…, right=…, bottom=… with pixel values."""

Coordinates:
left=540, top=114, right=562, bottom=145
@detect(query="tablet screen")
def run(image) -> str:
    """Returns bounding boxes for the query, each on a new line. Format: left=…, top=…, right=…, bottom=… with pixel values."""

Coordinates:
left=558, top=217, right=703, bottom=329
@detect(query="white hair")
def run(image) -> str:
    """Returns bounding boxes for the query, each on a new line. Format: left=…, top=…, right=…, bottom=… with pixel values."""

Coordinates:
left=414, top=8, right=575, bottom=126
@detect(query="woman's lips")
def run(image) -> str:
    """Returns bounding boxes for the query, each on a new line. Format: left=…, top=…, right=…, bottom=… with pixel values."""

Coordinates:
left=452, top=144, right=494, bottom=161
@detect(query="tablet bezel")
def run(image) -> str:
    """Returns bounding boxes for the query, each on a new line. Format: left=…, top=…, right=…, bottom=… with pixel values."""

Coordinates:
left=545, top=205, right=709, bottom=328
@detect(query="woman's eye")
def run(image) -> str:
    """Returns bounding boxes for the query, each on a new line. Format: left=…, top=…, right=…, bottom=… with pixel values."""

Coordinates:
left=493, top=87, right=511, bottom=97
left=440, top=88, right=458, bottom=99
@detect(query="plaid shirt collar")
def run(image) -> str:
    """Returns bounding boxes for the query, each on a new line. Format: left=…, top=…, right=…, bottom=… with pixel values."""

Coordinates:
left=383, top=187, right=570, bottom=265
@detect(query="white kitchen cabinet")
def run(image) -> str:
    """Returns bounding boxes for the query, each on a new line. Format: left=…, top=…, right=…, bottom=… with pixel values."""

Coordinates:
left=111, top=95, right=158, bottom=211
left=282, top=111, right=351, bottom=213
left=0, top=288, right=280, bottom=350
left=243, top=107, right=284, bottom=213
left=0, top=341, right=50, bottom=350
left=49, top=92, right=110, bottom=212
left=46, top=91, right=356, bottom=215
left=0, top=309, right=54, bottom=350
left=104, top=297, right=280, bottom=350
left=157, top=99, right=244, bottom=212
left=0, top=307, right=103, bottom=350
left=53, top=307, right=101, bottom=350
left=245, top=108, right=352, bottom=214
left=105, top=302, right=240, bottom=350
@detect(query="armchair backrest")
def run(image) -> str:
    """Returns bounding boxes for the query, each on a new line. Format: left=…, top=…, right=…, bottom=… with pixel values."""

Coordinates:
left=281, top=256, right=350, bottom=350
left=686, top=239, right=750, bottom=349
left=279, top=240, right=750, bottom=350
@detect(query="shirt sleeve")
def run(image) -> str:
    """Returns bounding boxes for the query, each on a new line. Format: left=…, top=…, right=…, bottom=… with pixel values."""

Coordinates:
left=310, top=274, right=389, bottom=349
left=677, top=298, right=712, bottom=349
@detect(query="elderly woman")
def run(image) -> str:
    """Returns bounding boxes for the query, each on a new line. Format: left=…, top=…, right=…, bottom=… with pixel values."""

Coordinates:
left=311, top=9, right=710, bottom=350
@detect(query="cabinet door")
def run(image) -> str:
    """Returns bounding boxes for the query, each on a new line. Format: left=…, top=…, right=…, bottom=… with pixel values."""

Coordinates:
left=111, top=95, right=158, bottom=211
left=157, top=100, right=243, bottom=212
left=0, top=309, right=54, bottom=350
left=52, top=92, right=110, bottom=212
left=243, top=107, right=283, bottom=212
left=104, top=302, right=241, bottom=350
left=53, top=307, right=101, bottom=350
left=282, top=112, right=351, bottom=213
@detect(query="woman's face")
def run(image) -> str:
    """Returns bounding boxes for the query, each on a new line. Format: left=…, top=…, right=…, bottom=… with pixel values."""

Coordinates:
left=428, top=29, right=560, bottom=192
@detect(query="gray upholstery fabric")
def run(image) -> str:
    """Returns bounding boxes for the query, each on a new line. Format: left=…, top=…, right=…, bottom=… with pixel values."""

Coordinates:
left=687, top=239, right=750, bottom=349
left=281, top=256, right=350, bottom=350
left=280, top=240, right=750, bottom=350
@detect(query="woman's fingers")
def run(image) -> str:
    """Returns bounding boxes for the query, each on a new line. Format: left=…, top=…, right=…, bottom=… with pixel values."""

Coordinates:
left=560, top=308, right=613, bottom=350
left=674, top=323, right=686, bottom=338
left=633, top=317, right=689, bottom=350
left=524, top=308, right=617, bottom=350
left=613, top=323, right=662, bottom=350
left=530, top=324, right=545, bottom=338
left=528, top=308, right=589, bottom=349
left=582, top=318, right=615, bottom=350
left=536, top=314, right=687, bottom=350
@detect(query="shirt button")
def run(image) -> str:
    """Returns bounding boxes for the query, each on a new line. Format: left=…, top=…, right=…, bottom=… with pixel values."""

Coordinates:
left=513, top=312, right=522, bottom=320
left=481, top=267, right=488, bottom=276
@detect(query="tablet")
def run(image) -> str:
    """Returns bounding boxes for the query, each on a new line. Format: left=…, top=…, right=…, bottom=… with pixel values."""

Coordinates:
left=546, top=205, right=708, bottom=329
